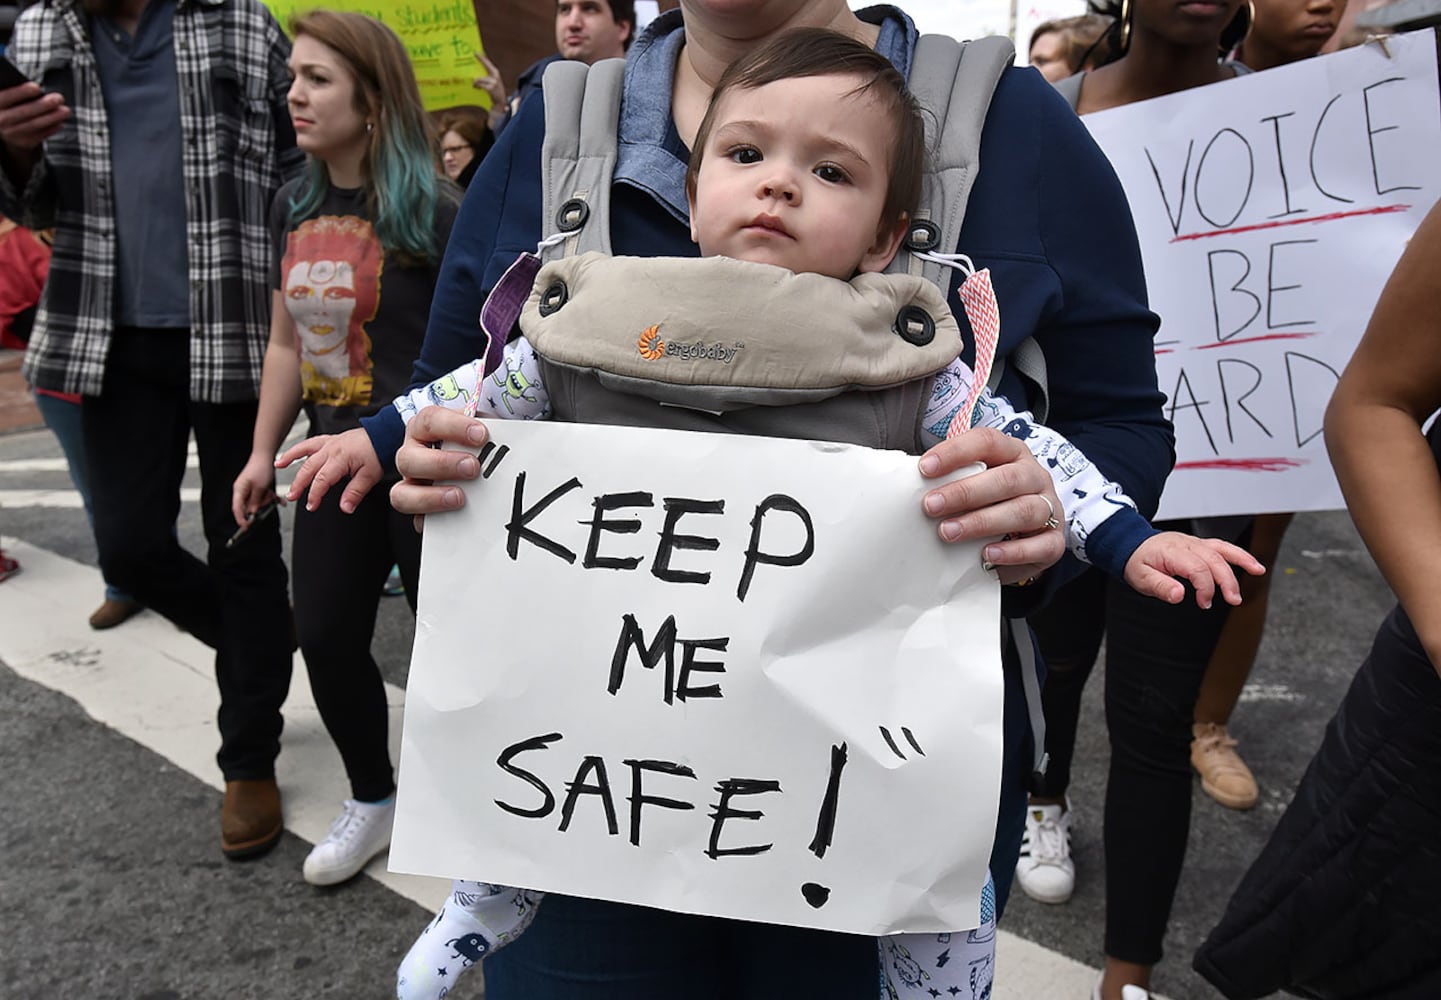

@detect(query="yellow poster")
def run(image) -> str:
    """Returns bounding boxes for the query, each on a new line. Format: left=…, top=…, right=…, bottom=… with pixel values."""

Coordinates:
left=263, top=0, right=487, bottom=112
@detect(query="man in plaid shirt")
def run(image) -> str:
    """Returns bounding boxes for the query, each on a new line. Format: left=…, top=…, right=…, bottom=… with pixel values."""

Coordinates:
left=0, top=0, right=303, bottom=860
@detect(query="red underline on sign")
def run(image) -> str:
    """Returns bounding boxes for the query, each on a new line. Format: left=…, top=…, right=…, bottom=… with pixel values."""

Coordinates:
left=1175, top=458, right=1306, bottom=471
left=1193, top=332, right=1316, bottom=349
left=1169, top=203, right=1411, bottom=243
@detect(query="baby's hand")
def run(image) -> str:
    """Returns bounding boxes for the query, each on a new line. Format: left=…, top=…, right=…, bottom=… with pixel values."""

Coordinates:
left=1123, top=532, right=1265, bottom=609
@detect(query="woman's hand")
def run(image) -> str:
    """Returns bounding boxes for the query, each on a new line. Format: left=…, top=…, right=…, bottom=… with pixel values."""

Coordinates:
left=277, top=427, right=382, bottom=513
left=389, top=407, right=492, bottom=529
left=230, top=455, right=278, bottom=533
left=919, top=427, right=1066, bottom=585
left=231, top=452, right=279, bottom=528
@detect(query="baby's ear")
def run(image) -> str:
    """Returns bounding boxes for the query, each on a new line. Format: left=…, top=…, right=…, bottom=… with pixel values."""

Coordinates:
left=856, top=215, right=909, bottom=274
left=686, top=191, right=700, bottom=245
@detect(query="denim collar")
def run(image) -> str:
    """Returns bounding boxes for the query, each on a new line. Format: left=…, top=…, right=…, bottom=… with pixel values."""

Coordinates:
left=615, top=5, right=918, bottom=225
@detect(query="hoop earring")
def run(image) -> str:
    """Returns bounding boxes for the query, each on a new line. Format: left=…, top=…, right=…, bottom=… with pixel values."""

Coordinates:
left=1119, top=0, right=1133, bottom=52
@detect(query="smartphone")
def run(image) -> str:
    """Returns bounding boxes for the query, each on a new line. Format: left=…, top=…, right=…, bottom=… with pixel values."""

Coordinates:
left=225, top=500, right=282, bottom=549
left=0, top=55, right=33, bottom=90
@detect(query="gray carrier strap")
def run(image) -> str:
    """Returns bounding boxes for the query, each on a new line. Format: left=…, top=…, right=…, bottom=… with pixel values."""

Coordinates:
left=540, top=56, right=627, bottom=262
left=1009, top=617, right=1050, bottom=782
left=889, top=35, right=1051, bottom=424
left=901, top=36, right=1049, bottom=779
left=885, top=34, right=1012, bottom=290
left=992, top=332, right=1050, bottom=424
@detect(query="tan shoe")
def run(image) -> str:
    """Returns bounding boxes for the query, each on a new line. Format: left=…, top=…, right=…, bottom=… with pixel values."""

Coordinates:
left=221, top=778, right=283, bottom=860
left=88, top=597, right=144, bottom=630
left=1191, top=722, right=1258, bottom=810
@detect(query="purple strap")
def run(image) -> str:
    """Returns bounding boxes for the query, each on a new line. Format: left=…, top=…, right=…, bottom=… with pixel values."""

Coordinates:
left=478, top=252, right=543, bottom=378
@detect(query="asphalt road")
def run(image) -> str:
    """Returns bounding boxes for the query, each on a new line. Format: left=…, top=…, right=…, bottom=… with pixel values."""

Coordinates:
left=0, top=417, right=1397, bottom=1000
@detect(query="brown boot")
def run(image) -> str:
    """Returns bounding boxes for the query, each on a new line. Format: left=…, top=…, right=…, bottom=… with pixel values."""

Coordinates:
left=89, top=597, right=144, bottom=630
left=221, top=778, right=283, bottom=860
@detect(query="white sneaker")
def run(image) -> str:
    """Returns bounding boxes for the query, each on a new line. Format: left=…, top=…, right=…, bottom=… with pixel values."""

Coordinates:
left=1092, top=982, right=1151, bottom=999
left=303, top=798, right=395, bottom=886
left=1014, top=798, right=1075, bottom=904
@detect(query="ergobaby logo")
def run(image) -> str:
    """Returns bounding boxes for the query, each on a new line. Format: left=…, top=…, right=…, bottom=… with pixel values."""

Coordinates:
left=637, top=325, right=745, bottom=365
left=637, top=325, right=664, bottom=360
left=666, top=340, right=744, bottom=363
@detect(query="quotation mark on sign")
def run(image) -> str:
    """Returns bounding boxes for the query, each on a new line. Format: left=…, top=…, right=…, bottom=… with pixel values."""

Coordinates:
left=476, top=442, right=511, bottom=479
left=879, top=726, right=925, bottom=761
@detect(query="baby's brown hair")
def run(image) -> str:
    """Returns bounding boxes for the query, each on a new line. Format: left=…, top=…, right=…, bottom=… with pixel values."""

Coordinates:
left=685, top=27, right=927, bottom=235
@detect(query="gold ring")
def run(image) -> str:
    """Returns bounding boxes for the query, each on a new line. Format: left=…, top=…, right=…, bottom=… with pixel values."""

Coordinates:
left=1039, top=494, right=1060, bottom=531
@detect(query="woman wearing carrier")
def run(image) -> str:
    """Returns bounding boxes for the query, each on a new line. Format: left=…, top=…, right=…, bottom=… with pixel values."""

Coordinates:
left=284, top=1, right=1175, bottom=995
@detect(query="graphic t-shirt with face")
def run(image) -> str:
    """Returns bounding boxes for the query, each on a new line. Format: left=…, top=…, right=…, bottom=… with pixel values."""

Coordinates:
left=270, top=180, right=460, bottom=436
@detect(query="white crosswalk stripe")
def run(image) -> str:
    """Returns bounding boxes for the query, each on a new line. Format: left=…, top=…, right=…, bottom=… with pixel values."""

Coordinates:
left=0, top=487, right=204, bottom=508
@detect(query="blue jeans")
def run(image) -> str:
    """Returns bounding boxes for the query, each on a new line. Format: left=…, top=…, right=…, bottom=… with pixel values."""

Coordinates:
left=482, top=895, right=879, bottom=1000
left=34, top=390, right=131, bottom=602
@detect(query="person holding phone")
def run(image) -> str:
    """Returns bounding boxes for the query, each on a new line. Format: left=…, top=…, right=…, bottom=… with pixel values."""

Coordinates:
left=0, top=55, right=30, bottom=90
left=0, top=0, right=302, bottom=861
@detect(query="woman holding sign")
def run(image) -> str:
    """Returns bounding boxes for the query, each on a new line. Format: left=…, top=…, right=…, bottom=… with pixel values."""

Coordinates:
left=281, top=1, right=1178, bottom=996
left=1022, top=3, right=1255, bottom=999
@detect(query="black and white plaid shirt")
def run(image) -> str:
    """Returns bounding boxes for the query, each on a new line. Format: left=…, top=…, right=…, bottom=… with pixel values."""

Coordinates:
left=0, top=0, right=302, bottom=402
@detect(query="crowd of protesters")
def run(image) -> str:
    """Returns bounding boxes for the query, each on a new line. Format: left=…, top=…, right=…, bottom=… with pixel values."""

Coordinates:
left=0, top=0, right=1433, bottom=997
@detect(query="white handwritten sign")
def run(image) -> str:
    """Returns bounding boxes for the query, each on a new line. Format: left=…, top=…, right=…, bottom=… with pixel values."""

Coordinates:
left=1081, top=31, right=1441, bottom=519
left=389, top=421, right=1003, bottom=935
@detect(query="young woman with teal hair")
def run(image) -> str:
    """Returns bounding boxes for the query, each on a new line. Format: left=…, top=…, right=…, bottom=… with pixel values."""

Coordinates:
left=231, top=8, right=461, bottom=887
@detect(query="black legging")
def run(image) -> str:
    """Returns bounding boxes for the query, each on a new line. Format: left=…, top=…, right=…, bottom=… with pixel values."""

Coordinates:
left=1029, top=547, right=1234, bottom=965
left=291, top=477, right=422, bottom=804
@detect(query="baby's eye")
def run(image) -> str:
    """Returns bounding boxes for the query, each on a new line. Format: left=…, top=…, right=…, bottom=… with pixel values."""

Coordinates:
left=727, top=145, right=762, bottom=165
left=815, top=164, right=849, bottom=184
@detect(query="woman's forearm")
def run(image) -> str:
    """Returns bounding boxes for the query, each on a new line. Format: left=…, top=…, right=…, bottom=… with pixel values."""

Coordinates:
left=1326, top=398, right=1441, bottom=660
left=1325, top=201, right=1441, bottom=665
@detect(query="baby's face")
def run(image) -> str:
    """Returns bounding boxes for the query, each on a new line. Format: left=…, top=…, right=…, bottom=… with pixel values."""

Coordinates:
left=689, top=72, right=903, bottom=280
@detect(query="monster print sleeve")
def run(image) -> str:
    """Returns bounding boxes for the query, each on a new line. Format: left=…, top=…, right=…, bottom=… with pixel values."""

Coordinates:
left=392, top=336, right=551, bottom=425
left=921, top=356, right=1156, bottom=578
